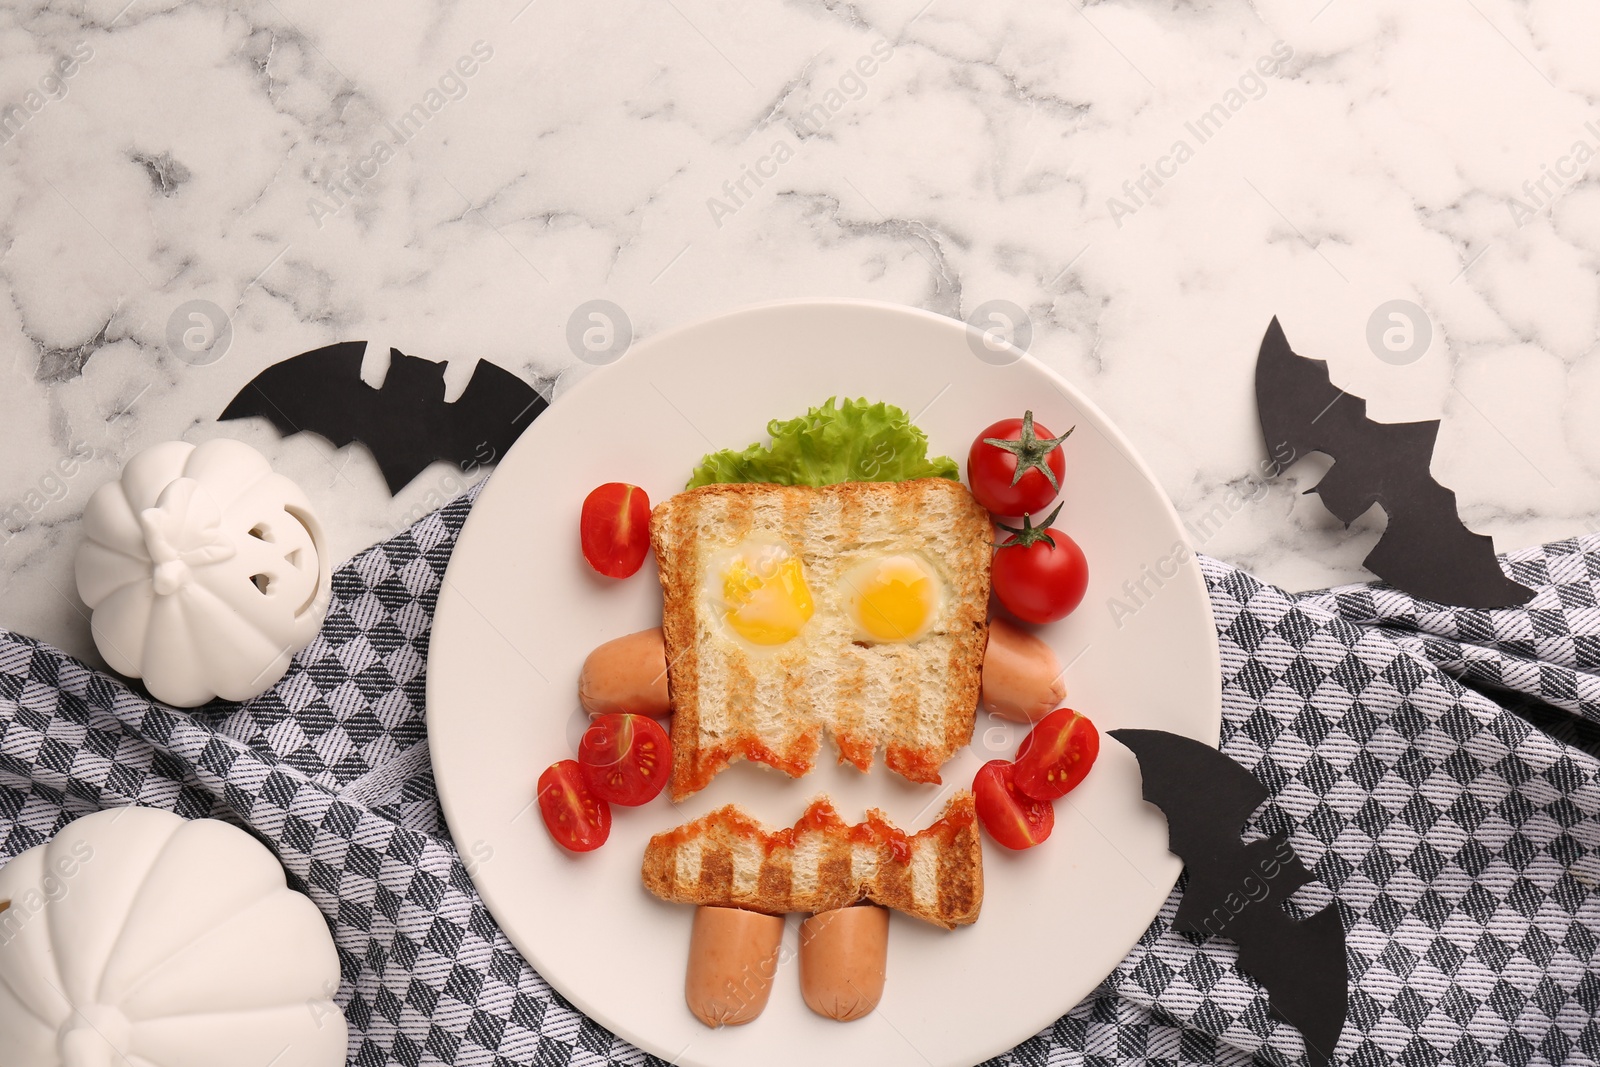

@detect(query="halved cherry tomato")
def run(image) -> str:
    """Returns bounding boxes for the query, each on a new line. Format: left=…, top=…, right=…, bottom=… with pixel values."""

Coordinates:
left=967, top=412, right=1073, bottom=517
left=991, top=505, right=1089, bottom=624
left=580, top=483, right=651, bottom=578
left=972, top=759, right=1054, bottom=850
left=1013, top=708, right=1099, bottom=801
left=578, top=713, right=671, bottom=806
left=537, top=760, right=611, bottom=852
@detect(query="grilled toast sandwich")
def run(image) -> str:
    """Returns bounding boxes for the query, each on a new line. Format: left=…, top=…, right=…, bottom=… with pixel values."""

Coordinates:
left=641, top=793, right=983, bottom=928
left=651, top=479, right=991, bottom=800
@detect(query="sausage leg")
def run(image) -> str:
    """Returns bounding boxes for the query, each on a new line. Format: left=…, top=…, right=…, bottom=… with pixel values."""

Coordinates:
left=799, top=904, right=888, bottom=1021
left=980, top=616, right=1066, bottom=723
left=579, top=628, right=671, bottom=717
left=685, top=905, right=784, bottom=1027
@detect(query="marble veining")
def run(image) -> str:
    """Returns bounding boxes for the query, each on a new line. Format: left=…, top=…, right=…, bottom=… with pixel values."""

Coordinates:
left=0, top=0, right=1597, bottom=665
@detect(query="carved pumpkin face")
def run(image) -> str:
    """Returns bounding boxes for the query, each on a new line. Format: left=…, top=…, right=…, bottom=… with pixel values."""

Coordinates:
left=0, top=807, right=347, bottom=1067
left=75, top=439, right=332, bottom=706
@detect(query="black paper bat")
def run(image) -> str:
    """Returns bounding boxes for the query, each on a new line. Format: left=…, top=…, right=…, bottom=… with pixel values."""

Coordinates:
left=220, top=341, right=547, bottom=494
left=1256, top=317, right=1532, bottom=608
left=1111, top=729, right=1347, bottom=1067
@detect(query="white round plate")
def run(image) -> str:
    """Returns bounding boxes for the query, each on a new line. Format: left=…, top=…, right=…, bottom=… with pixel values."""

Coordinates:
left=427, top=299, right=1220, bottom=1067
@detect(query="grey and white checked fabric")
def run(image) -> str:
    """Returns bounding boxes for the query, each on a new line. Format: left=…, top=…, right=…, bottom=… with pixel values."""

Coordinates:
left=1, top=487, right=1596, bottom=1067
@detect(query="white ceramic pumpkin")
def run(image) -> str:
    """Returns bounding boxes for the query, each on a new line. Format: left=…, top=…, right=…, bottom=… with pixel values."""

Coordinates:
left=0, top=807, right=348, bottom=1067
left=75, top=438, right=331, bottom=706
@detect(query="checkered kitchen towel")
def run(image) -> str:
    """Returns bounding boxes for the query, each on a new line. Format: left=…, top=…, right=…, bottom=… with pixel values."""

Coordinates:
left=1, top=487, right=1596, bottom=1067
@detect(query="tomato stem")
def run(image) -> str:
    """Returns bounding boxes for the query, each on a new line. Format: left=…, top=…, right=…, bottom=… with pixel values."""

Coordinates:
left=994, top=503, right=1063, bottom=550
left=982, top=411, right=1074, bottom=490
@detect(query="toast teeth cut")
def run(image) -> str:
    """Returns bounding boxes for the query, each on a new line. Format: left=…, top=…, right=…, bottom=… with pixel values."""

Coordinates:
left=640, top=793, right=984, bottom=928
left=650, top=479, right=992, bottom=801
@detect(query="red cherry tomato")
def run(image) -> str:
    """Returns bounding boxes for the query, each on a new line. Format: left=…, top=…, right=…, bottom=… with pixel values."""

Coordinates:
left=577, top=713, right=672, bottom=806
left=580, top=483, right=651, bottom=578
left=991, top=507, right=1089, bottom=624
left=1013, top=708, right=1099, bottom=801
left=967, top=412, right=1073, bottom=517
left=972, top=759, right=1054, bottom=850
left=537, top=760, right=611, bottom=852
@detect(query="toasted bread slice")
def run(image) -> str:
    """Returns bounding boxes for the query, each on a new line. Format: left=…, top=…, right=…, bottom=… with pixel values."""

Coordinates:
left=652, top=479, right=991, bottom=800
left=641, top=793, right=983, bottom=928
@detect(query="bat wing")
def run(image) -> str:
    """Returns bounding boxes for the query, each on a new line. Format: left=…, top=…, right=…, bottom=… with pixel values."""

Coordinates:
left=220, top=340, right=371, bottom=449
left=1256, top=318, right=1532, bottom=608
left=1236, top=904, right=1348, bottom=1067
left=1367, top=480, right=1534, bottom=607
left=446, top=357, right=548, bottom=471
left=1256, top=316, right=1343, bottom=461
left=1111, top=729, right=1268, bottom=840
left=1114, top=728, right=1348, bottom=1066
left=1113, top=730, right=1277, bottom=931
left=220, top=343, right=546, bottom=494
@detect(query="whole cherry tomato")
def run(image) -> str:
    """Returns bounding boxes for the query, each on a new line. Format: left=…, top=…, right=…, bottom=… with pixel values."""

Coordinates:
left=991, top=504, right=1089, bottom=624
left=967, top=411, right=1073, bottom=517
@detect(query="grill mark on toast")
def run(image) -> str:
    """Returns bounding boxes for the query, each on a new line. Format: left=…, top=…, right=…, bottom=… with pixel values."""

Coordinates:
left=727, top=658, right=758, bottom=751
left=724, top=490, right=754, bottom=539
left=894, top=481, right=920, bottom=535
left=816, top=835, right=856, bottom=913
left=780, top=491, right=808, bottom=545
left=874, top=844, right=913, bottom=915
left=943, top=635, right=968, bottom=760
left=936, top=820, right=982, bottom=925
left=833, top=656, right=872, bottom=770
left=935, top=836, right=957, bottom=924
left=838, top=490, right=863, bottom=547
left=782, top=649, right=814, bottom=763
left=889, top=658, right=921, bottom=767
left=699, top=846, right=734, bottom=902
left=757, top=851, right=792, bottom=904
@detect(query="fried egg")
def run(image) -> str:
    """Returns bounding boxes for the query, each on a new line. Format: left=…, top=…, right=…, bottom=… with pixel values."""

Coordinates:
left=705, top=538, right=814, bottom=646
left=838, top=554, right=945, bottom=644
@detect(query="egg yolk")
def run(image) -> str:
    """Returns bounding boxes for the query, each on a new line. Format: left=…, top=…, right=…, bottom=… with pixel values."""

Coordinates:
left=847, top=556, right=938, bottom=642
left=721, top=552, right=814, bottom=645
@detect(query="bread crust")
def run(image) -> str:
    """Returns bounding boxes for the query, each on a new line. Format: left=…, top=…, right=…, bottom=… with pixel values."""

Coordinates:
left=641, top=792, right=984, bottom=928
left=651, top=479, right=991, bottom=800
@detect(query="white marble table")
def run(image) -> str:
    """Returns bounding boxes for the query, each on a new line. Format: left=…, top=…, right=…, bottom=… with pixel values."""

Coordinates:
left=2, top=0, right=1596, bottom=667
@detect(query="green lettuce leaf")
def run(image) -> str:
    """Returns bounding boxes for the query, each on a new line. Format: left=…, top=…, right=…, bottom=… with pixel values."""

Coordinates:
left=687, top=397, right=960, bottom=489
